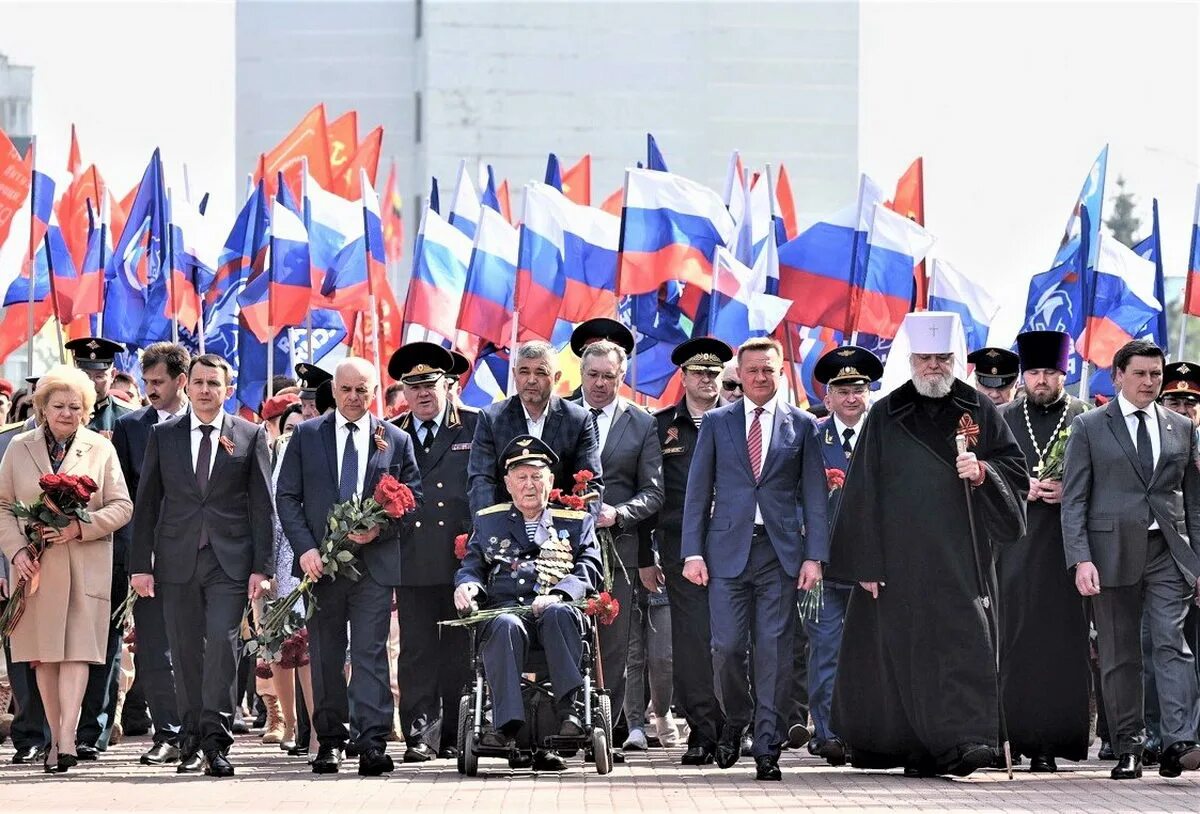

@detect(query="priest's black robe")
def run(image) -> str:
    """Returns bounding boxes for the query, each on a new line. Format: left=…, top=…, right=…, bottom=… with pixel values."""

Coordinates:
left=827, top=379, right=1028, bottom=771
left=997, top=394, right=1091, bottom=761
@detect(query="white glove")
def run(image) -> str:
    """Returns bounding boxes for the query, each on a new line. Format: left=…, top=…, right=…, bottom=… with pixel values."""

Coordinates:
left=531, top=594, right=562, bottom=616
left=454, top=583, right=481, bottom=613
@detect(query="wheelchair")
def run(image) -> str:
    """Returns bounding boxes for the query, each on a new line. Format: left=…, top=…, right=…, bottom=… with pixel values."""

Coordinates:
left=456, top=607, right=614, bottom=775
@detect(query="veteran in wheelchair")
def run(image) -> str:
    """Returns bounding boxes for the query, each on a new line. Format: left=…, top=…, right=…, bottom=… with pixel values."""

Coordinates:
left=453, top=435, right=613, bottom=774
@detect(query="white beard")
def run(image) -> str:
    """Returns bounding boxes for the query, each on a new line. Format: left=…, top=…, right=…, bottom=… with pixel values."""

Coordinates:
left=912, top=371, right=954, bottom=399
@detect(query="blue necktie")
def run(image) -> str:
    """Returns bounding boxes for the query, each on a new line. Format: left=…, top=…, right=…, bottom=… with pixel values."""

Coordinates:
left=339, top=423, right=359, bottom=501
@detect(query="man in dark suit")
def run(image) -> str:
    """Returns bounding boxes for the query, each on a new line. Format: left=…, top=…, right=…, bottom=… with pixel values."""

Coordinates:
left=1062, top=339, right=1200, bottom=780
left=111, top=342, right=190, bottom=766
left=639, top=337, right=732, bottom=765
left=389, top=342, right=475, bottom=762
left=129, top=354, right=274, bottom=777
left=468, top=339, right=603, bottom=515
left=682, top=337, right=829, bottom=781
left=276, top=357, right=423, bottom=777
left=67, top=336, right=139, bottom=760
left=805, top=345, right=882, bottom=766
left=573, top=339, right=663, bottom=752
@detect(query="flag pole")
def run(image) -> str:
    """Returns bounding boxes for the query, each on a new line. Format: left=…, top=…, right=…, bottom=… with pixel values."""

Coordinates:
left=26, top=138, right=38, bottom=376
left=846, top=174, right=870, bottom=346
left=1180, top=184, right=1200, bottom=360
left=164, top=188, right=178, bottom=343
left=361, top=169, right=384, bottom=417
left=301, top=157, right=314, bottom=365
left=43, top=233, right=66, bottom=364
left=267, top=193, right=278, bottom=401
left=96, top=194, right=107, bottom=339
left=506, top=189, right=526, bottom=394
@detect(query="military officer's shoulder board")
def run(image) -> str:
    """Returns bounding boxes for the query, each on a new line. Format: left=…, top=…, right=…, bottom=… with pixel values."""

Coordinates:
left=549, top=507, right=588, bottom=521
left=478, top=502, right=512, bottom=516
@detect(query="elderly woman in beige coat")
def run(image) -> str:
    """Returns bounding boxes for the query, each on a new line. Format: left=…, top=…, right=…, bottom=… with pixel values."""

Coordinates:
left=0, top=365, right=132, bottom=773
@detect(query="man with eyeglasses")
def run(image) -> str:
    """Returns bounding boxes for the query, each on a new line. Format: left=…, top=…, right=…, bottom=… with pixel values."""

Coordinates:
left=638, top=337, right=732, bottom=766
left=827, top=312, right=1028, bottom=778
left=719, top=361, right=742, bottom=405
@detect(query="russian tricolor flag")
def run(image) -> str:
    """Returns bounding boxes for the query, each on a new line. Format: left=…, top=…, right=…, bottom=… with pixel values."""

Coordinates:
left=618, top=168, right=734, bottom=296
left=460, top=345, right=509, bottom=407
left=448, top=159, right=482, bottom=240
left=458, top=205, right=518, bottom=346
left=708, top=245, right=791, bottom=347
left=1183, top=184, right=1200, bottom=318
left=241, top=197, right=311, bottom=342
left=927, top=258, right=999, bottom=353
left=1081, top=231, right=1162, bottom=368
left=857, top=204, right=935, bottom=339
left=405, top=203, right=472, bottom=340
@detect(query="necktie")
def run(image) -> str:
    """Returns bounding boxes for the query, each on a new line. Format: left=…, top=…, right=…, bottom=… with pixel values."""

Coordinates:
left=747, top=407, right=765, bottom=481
left=842, top=427, right=855, bottom=455
left=339, top=422, right=359, bottom=501
left=1135, top=410, right=1154, bottom=481
left=196, top=425, right=214, bottom=549
left=590, top=407, right=603, bottom=441
left=420, top=419, right=436, bottom=452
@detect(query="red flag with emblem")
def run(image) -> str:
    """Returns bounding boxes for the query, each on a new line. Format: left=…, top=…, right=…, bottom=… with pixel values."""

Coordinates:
left=887, top=157, right=927, bottom=308
left=253, top=104, right=333, bottom=200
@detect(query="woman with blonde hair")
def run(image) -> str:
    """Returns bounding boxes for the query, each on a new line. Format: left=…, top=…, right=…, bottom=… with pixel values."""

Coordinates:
left=0, top=365, right=132, bottom=773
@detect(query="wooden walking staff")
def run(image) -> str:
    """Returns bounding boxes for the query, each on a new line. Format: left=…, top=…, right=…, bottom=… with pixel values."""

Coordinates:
left=956, top=431, right=1013, bottom=779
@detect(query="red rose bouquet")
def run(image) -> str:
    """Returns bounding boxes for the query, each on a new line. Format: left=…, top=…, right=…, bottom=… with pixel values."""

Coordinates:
left=2, top=473, right=100, bottom=638
left=251, top=474, right=417, bottom=660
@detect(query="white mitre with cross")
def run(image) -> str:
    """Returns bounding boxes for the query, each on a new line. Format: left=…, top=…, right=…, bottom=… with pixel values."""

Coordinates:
left=877, top=311, right=969, bottom=396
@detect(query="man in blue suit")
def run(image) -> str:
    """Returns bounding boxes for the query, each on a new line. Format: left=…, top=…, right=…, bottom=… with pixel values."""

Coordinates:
left=111, top=342, right=189, bottom=766
left=805, top=345, right=882, bottom=767
left=682, top=337, right=829, bottom=781
left=276, top=358, right=423, bottom=777
left=467, top=340, right=603, bottom=516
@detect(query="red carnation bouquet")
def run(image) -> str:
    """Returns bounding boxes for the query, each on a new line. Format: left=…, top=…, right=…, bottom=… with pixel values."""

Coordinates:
left=454, top=533, right=470, bottom=561
left=825, top=468, right=846, bottom=493
left=585, top=591, right=620, bottom=625
left=2, top=473, right=100, bottom=638
left=250, top=474, right=417, bottom=661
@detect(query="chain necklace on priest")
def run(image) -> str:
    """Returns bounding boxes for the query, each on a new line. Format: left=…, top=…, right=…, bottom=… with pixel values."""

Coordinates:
left=1022, top=391, right=1068, bottom=474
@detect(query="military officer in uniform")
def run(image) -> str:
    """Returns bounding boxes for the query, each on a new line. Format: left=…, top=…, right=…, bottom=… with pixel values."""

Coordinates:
left=1160, top=362, right=1200, bottom=422
left=806, top=345, right=883, bottom=766
left=295, top=363, right=333, bottom=421
left=64, top=336, right=138, bottom=760
left=638, top=337, right=732, bottom=765
left=454, top=435, right=603, bottom=772
left=390, top=343, right=477, bottom=762
left=567, top=318, right=636, bottom=400
left=967, top=347, right=1020, bottom=407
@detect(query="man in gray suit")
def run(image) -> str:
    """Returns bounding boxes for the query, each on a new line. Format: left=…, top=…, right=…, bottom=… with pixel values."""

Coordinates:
left=1062, top=339, right=1200, bottom=780
left=574, top=340, right=664, bottom=751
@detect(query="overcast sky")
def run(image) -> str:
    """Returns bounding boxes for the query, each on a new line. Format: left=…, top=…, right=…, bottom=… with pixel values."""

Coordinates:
left=1, top=0, right=1197, bottom=349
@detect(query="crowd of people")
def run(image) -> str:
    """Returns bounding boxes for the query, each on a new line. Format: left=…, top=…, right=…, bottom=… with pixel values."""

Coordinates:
left=0, top=311, right=1198, bottom=784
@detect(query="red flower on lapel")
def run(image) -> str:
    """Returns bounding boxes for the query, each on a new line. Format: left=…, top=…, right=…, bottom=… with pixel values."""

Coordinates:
left=957, top=413, right=981, bottom=449
left=218, top=435, right=236, bottom=455
left=374, top=425, right=389, bottom=451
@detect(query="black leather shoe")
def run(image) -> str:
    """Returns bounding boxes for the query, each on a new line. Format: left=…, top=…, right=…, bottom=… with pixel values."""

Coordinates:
left=204, top=751, right=235, bottom=777
left=358, top=748, right=395, bottom=776
left=787, top=723, right=811, bottom=750
left=755, top=755, right=782, bottom=781
left=311, top=746, right=343, bottom=774
left=75, top=744, right=99, bottom=761
left=1098, top=740, right=1116, bottom=760
left=531, top=749, right=567, bottom=771
left=437, top=746, right=459, bottom=760
left=1029, top=754, right=1057, bottom=773
left=1110, top=752, right=1142, bottom=780
left=1158, top=741, right=1200, bottom=778
left=57, top=752, right=78, bottom=772
left=818, top=737, right=847, bottom=767
left=141, top=742, right=181, bottom=765
left=403, top=743, right=436, bottom=763
left=287, top=743, right=309, bottom=757
left=681, top=745, right=715, bottom=765
left=558, top=714, right=584, bottom=737
left=176, top=752, right=204, bottom=773
left=716, top=724, right=744, bottom=769
left=508, top=752, right=533, bottom=769
left=948, top=744, right=993, bottom=777
left=12, top=745, right=46, bottom=764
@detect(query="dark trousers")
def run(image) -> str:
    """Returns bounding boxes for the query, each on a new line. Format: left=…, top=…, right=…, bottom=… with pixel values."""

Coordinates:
left=132, top=592, right=181, bottom=745
left=597, top=538, right=636, bottom=730
left=1091, top=532, right=1200, bottom=755
left=663, top=561, right=723, bottom=748
left=805, top=582, right=851, bottom=743
left=4, top=644, right=48, bottom=751
left=307, top=571, right=393, bottom=753
left=708, top=530, right=797, bottom=758
left=160, top=547, right=247, bottom=755
left=480, top=604, right=583, bottom=731
left=77, top=562, right=127, bottom=750
left=787, top=612, right=810, bottom=727
left=395, top=585, right=470, bottom=750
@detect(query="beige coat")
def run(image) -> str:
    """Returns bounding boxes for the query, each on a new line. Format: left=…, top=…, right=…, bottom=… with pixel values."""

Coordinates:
left=0, top=426, right=132, bottom=663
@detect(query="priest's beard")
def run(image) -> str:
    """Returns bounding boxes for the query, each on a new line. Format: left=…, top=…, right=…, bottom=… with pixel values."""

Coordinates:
left=910, top=366, right=954, bottom=399
left=1028, top=387, right=1064, bottom=406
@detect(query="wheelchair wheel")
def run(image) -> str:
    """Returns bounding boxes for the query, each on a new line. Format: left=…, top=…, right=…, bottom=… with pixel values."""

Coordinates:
left=458, top=695, right=478, bottom=777
left=594, top=695, right=613, bottom=775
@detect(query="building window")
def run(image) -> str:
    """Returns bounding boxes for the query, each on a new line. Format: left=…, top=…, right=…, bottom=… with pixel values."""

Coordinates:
left=414, top=91, right=422, bottom=144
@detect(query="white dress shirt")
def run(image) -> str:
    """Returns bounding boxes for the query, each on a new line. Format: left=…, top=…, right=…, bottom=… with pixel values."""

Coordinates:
left=522, top=402, right=548, bottom=440
left=745, top=394, right=778, bottom=525
left=832, top=414, right=861, bottom=454
left=190, top=412, right=225, bottom=479
left=1117, top=393, right=1161, bottom=530
left=416, top=410, right=443, bottom=446
left=583, top=397, right=618, bottom=451
left=335, top=411, right=372, bottom=497
left=157, top=404, right=186, bottom=424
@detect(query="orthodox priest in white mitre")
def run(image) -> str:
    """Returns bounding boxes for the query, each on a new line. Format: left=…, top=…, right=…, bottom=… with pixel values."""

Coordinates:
left=826, top=312, right=1029, bottom=778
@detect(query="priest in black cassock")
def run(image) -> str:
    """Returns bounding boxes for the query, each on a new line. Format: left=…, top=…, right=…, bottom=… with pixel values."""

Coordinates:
left=828, top=312, right=1028, bottom=778
left=997, top=330, right=1091, bottom=772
